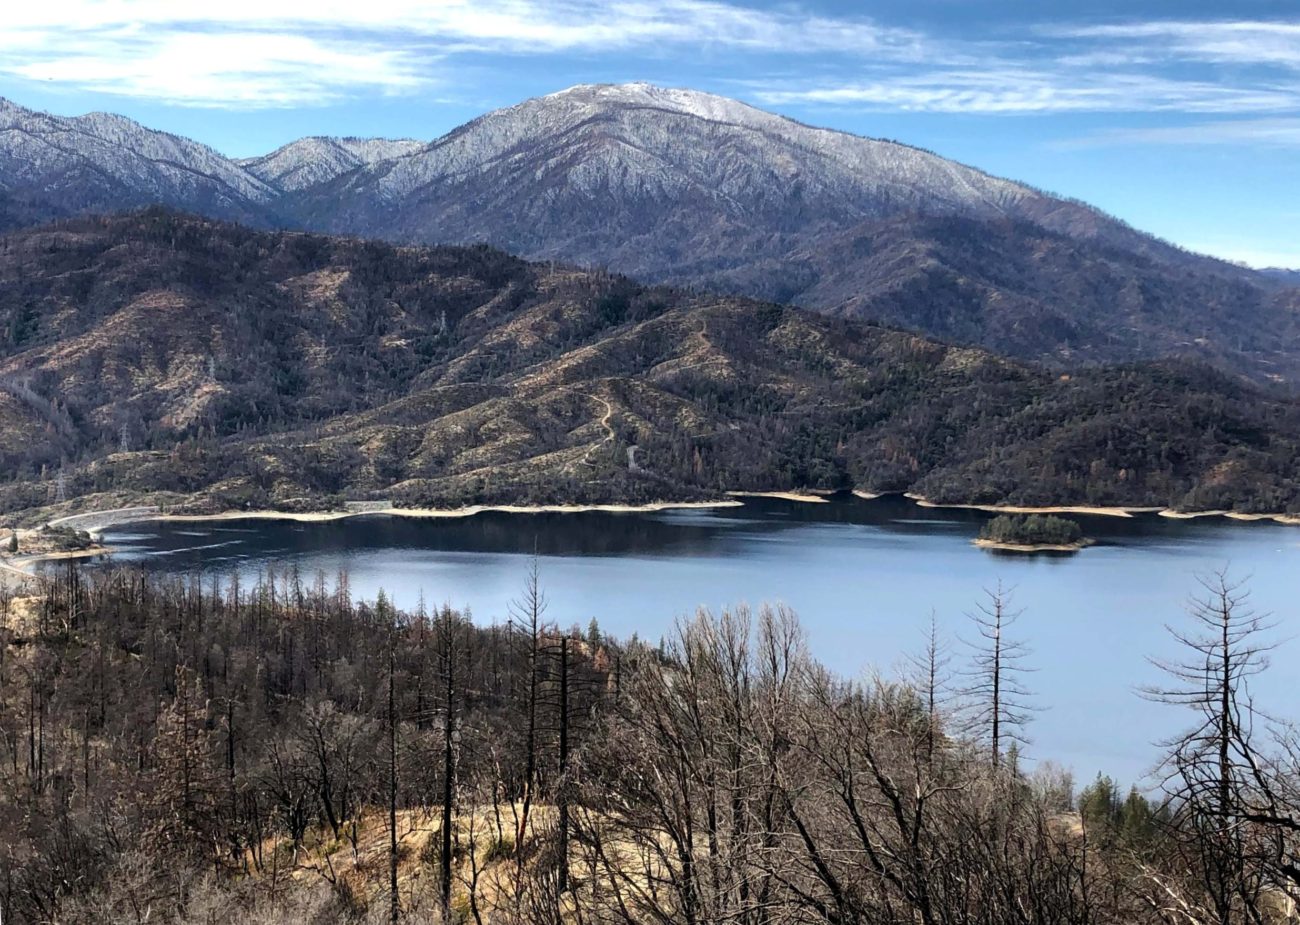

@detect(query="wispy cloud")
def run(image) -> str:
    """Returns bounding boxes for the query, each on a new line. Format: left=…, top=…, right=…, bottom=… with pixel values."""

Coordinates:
left=753, top=17, right=1300, bottom=117
left=2, top=3, right=1298, bottom=121
left=753, top=70, right=1300, bottom=115
left=1059, top=117, right=1300, bottom=149
left=8, top=30, right=427, bottom=106
left=0, top=1, right=923, bottom=107
left=1051, top=20, right=1300, bottom=71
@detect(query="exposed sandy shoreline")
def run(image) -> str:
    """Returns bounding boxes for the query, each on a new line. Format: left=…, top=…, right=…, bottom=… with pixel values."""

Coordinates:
left=162, top=499, right=746, bottom=524
left=1152, top=508, right=1300, bottom=525
left=1223, top=511, right=1300, bottom=525
left=725, top=491, right=830, bottom=503
left=904, top=493, right=1159, bottom=518
left=908, top=493, right=1300, bottom=527
left=973, top=538, right=1095, bottom=554
left=1, top=546, right=113, bottom=579
left=0, top=501, right=745, bottom=575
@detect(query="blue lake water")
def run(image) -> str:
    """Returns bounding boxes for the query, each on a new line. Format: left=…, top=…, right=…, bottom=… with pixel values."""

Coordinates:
left=84, top=494, right=1300, bottom=787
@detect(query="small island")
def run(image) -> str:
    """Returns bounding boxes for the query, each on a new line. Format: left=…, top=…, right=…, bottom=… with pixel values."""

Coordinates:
left=974, top=513, right=1094, bottom=553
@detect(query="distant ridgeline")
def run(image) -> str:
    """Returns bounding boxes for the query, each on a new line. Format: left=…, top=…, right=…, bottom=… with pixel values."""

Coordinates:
left=3, top=212, right=1300, bottom=520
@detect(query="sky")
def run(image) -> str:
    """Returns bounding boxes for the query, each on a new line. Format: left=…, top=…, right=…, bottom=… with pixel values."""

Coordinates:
left=0, top=1, right=1297, bottom=268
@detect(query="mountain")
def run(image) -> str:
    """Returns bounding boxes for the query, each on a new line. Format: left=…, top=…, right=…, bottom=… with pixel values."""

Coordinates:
left=1, top=87, right=1297, bottom=381
left=284, top=83, right=1295, bottom=379
left=1263, top=267, right=1300, bottom=286
left=289, top=82, right=1184, bottom=262
left=0, top=97, right=276, bottom=225
left=3, top=211, right=1300, bottom=519
left=239, top=136, right=425, bottom=192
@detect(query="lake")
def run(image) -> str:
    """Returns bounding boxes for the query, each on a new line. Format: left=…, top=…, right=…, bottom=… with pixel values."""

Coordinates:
left=82, top=494, right=1300, bottom=787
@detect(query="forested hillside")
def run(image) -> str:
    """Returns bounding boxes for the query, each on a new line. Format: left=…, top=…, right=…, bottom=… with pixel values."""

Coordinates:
left=4, top=210, right=1300, bottom=519
left=798, top=213, right=1300, bottom=375
left=2, top=565, right=1298, bottom=922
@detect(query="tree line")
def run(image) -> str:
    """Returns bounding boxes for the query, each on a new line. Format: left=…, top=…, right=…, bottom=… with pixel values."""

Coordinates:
left=0, top=564, right=1297, bottom=923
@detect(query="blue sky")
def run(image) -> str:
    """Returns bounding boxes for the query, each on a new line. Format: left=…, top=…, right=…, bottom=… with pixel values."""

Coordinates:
left=1, top=1, right=1297, bottom=267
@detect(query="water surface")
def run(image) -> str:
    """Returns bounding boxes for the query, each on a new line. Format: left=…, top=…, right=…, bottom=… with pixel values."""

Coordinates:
left=88, top=495, right=1300, bottom=785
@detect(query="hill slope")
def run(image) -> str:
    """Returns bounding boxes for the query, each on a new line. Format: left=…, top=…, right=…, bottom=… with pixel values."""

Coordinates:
left=3, top=211, right=1300, bottom=519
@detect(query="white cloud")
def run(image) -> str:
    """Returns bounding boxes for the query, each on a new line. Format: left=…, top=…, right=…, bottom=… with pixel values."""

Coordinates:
left=1053, top=20, right=1300, bottom=71
left=1, top=3, right=1298, bottom=119
left=1059, top=117, right=1300, bottom=148
left=0, top=1, right=923, bottom=55
left=753, top=70, right=1300, bottom=115
left=8, top=31, right=427, bottom=106
left=751, top=15, right=1300, bottom=117
left=0, top=0, right=924, bottom=106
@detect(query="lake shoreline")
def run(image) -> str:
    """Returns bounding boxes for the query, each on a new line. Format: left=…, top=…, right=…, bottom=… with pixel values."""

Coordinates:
left=973, top=537, right=1095, bottom=554
left=903, top=492, right=1300, bottom=525
left=905, top=492, right=1160, bottom=518
left=6, top=488, right=1300, bottom=578
left=0, top=500, right=751, bottom=575
left=161, top=499, right=747, bottom=524
left=1, top=545, right=114, bottom=580
left=726, top=490, right=831, bottom=503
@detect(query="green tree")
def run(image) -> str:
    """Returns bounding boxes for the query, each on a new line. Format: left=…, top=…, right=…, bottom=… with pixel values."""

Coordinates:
left=1079, top=773, right=1121, bottom=836
left=1119, top=786, right=1158, bottom=847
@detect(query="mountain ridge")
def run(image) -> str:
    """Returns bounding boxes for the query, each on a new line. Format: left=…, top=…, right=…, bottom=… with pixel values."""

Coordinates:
left=239, top=135, right=426, bottom=192
left=3, top=210, right=1300, bottom=520
left=0, top=86, right=1295, bottom=382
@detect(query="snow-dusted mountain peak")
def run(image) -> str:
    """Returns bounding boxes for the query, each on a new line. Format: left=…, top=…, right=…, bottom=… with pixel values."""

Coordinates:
left=543, top=81, right=780, bottom=127
left=241, top=135, right=425, bottom=192
left=354, top=79, right=1034, bottom=221
left=0, top=96, right=275, bottom=208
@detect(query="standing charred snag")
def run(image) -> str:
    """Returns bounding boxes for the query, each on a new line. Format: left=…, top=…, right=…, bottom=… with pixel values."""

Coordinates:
left=907, top=611, right=953, bottom=770
left=557, top=635, right=571, bottom=895
left=436, top=604, right=462, bottom=919
left=1144, top=571, right=1277, bottom=924
left=548, top=624, right=612, bottom=911
left=509, top=555, right=548, bottom=868
left=961, top=583, right=1035, bottom=767
left=222, top=692, right=241, bottom=866
left=382, top=591, right=400, bottom=924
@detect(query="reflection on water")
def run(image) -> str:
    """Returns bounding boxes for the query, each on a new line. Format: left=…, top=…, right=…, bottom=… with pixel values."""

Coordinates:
left=77, top=493, right=1300, bottom=785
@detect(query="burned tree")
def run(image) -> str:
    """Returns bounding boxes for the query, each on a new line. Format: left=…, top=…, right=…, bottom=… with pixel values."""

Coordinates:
left=961, top=583, right=1035, bottom=766
left=1144, top=571, right=1277, bottom=924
